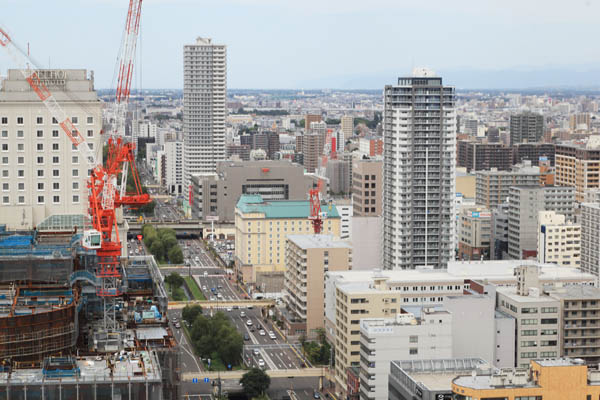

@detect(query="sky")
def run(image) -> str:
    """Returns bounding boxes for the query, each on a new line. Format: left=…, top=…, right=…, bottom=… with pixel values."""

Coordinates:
left=1, top=0, right=599, bottom=89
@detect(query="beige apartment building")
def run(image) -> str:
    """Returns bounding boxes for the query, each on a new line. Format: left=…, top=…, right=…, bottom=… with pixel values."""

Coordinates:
left=352, top=159, right=382, bottom=216
left=282, top=235, right=351, bottom=338
left=0, top=69, right=102, bottom=230
left=457, top=206, right=491, bottom=261
left=537, top=210, right=581, bottom=268
left=555, top=140, right=600, bottom=202
left=234, top=194, right=341, bottom=291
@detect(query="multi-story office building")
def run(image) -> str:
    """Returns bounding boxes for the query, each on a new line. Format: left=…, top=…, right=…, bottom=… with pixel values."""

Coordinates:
left=326, top=262, right=595, bottom=397
left=164, top=140, right=184, bottom=195
left=382, top=69, right=456, bottom=270
left=464, top=119, right=478, bottom=136
left=507, top=186, right=575, bottom=260
left=0, top=69, right=102, bottom=230
left=457, top=206, right=491, bottom=261
left=305, top=114, right=322, bottom=133
left=509, top=112, right=544, bottom=145
left=491, top=202, right=510, bottom=260
left=358, top=136, right=383, bottom=157
left=282, top=235, right=351, bottom=338
left=570, top=113, right=591, bottom=131
left=457, top=141, right=513, bottom=172
left=581, top=202, right=600, bottom=276
left=358, top=309, right=453, bottom=400
left=496, top=266, right=560, bottom=368
left=190, top=160, right=318, bottom=222
left=226, top=144, right=250, bottom=161
left=555, top=140, right=600, bottom=202
left=234, top=194, right=341, bottom=290
left=475, top=161, right=551, bottom=209
left=326, top=159, right=351, bottom=195
left=183, top=38, right=226, bottom=200
left=341, top=115, right=353, bottom=145
left=513, top=143, right=555, bottom=166
left=537, top=211, right=580, bottom=267
left=352, top=159, right=382, bottom=217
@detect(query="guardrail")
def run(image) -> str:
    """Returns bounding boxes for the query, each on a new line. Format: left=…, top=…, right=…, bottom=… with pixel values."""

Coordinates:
left=182, top=367, right=326, bottom=381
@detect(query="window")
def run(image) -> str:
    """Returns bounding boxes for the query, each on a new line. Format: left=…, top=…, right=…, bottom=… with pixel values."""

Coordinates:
left=71, top=116, right=78, bottom=124
left=1, top=144, right=7, bottom=151
left=0, top=117, right=6, bottom=124
left=73, top=195, right=79, bottom=203
left=52, top=169, right=59, bottom=177
left=17, top=130, right=24, bottom=138
left=52, top=143, right=59, bottom=151
left=87, top=130, right=93, bottom=137
left=53, top=182, right=60, bottom=190
left=16, top=156, right=23, bottom=164
left=521, top=341, right=537, bottom=347
left=87, top=143, right=93, bottom=150
left=52, top=117, right=58, bottom=124
left=37, top=196, right=44, bottom=204
left=1, top=130, right=7, bottom=138
left=541, top=318, right=558, bottom=324
left=520, top=352, right=537, bottom=358
left=2, top=183, right=8, bottom=191
left=16, top=117, right=23, bottom=125
left=72, top=169, right=79, bottom=177
left=52, top=156, right=59, bottom=164
left=72, top=156, right=79, bottom=164
left=37, top=170, right=44, bottom=177
left=515, top=397, right=543, bottom=400
left=18, top=183, right=24, bottom=191
left=72, top=182, right=79, bottom=190
left=1, top=157, right=7, bottom=165
left=409, top=348, right=418, bottom=355
left=36, top=117, right=43, bottom=124
left=87, top=116, right=94, bottom=124
left=37, top=143, right=43, bottom=151
left=37, top=156, right=44, bottom=164
left=409, top=335, right=418, bottom=343
left=17, top=170, right=23, bottom=177
left=53, top=195, right=60, bottom=203
left=541, top=329, right=557, bottom=336
left=521, top=307, right=538, bottom=314
left=18, top=196, right=24, bottom=204
left=36, top=130, right=43, bottom=138
left=521, top=330, right=537, bottom=336
left=542, top=307, right=558, bottom=313
left=521, top=319, right=537, bottom=325
left=37, top=183, right=44, bottom=190
left=2, top=196, right=8, bottom=204
left=1, top=170, right=7, bottom=177
left=52, top=130, right=59, bottom=137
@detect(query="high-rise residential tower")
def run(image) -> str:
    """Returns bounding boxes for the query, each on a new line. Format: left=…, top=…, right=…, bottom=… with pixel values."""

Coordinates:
left=183, top=37, right=226, bottom=200
left=383, top=68, right=456, bottom=270
left=509, top=112, right=544, bottom=145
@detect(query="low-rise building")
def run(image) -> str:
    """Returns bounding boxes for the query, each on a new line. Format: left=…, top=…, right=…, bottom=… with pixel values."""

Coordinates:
left=282, top=235, right=351, bottom=338
left=452, top=358, right=600, bottom=400
left=359, top=309, right=452, bottom=400
left=234, top=194, right=341, bottom=290
left=457, top=206, right=491, bottom=261
left=389, top=358, right=488, bottom=400
left=537, top=210, right=581, bottom=267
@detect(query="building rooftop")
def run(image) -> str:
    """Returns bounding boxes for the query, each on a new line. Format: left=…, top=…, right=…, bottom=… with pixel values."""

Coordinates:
left=236, top=194, right=340, bottom=219
left=548, top=285, right=600, bottom=300
left=497, top=286, right=558, bottom=304
left=391, top=359, right=488, bottom=391
left=287, top=234, right=351, bottom=250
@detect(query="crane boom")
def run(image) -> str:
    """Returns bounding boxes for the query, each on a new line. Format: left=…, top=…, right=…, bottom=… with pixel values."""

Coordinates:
left=0, top=27, right=98, bottom=168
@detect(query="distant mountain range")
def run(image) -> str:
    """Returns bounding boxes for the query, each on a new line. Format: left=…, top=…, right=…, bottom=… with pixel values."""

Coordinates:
left=294, top=66, right=600, bottom=91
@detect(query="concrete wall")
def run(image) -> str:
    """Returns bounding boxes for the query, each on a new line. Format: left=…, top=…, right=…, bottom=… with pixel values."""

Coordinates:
left=351, top=216, right=382, bottom=270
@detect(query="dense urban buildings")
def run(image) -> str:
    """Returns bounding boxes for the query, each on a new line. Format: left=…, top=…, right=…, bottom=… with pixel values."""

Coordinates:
left=383, top=69, right=456, bottom=270
left=457, top=206, right=492, bottom=260
left=537, top=210, right=581, bottom=267
left=509, top=112, right=544, bottom=145
left=555, top=139, right=600, bottom=202
left=0, top=69, right=102, bottom=230
left=580, top=202, right=600, bottom=276
left=183, top=37, right=227, bottom=202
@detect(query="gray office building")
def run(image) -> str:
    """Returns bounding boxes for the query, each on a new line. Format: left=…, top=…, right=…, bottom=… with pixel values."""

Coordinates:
left=383, top=68, right=456, bottom=270
left=191, top=160, right=318, bottom=222
left=581, top=202, right=600, bottom=276
left=509, top=112, right=544, bottom=145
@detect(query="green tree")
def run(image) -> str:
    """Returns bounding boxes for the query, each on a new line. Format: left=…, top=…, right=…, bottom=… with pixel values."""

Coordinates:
left=168, top=245, right=184, bottom=264
left=182, top=304, right=203, bottom=325
left=164, top=272, right=184, bottom=288
left=150, top=240, right=165, bottom=261
left=315, top=328, right=326, bottom=345
left=299, top=119, right=305, bottom=128
left=240, top=368, right=271, bottom=398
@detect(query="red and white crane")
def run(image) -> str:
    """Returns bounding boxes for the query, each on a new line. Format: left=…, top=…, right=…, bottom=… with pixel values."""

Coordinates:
left=0, top=0, right=149, bottom=333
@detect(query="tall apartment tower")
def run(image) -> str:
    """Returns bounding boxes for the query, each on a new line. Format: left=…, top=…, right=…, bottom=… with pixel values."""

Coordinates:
left=340, top=115, right=354, bottom=145
left=0, top=69, right=102, bottom=230
left=509, top=112, right=544, bottom=145
left=383, top=69, right=456, bottom=270
left=183, top=37, right=226, bottom=198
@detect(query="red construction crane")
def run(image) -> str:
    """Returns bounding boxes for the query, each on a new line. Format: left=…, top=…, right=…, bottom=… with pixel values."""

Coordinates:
left=0, top=6, right=149, bottom=332
left=308, top=180, right=324, bottom=234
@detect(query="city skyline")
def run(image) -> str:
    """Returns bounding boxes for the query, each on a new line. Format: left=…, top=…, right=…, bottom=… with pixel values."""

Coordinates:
left=1, top=0, right=599, bottom=89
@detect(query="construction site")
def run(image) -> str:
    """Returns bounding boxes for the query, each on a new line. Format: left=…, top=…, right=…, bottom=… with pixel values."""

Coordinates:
left=0, top=218, right=178, bottom=399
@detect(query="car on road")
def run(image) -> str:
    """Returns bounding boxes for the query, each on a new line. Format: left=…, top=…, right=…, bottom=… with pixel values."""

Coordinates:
left=258, top=359, right=265, bottom=368
left=204, top=271, right=208, bottom=277
left=210, top=296, right=216, bottom=301
left=175, top=323, right=181, bottom=329
left=202, top=286, right=207, bottom=290
left=240, top=311, right=246, bottom=318
left=247, top=305, right=253, bottom=309
left=217, top=294, right=223, bottom=299
left=253, top=349, right=260, bottom=355
left=313, top=392, right=321, bottom=399
left=244, top=333, right=250, bottom=341
left=246, top=320, right=253, bottom=326
left=226, top=307, right=232, bottom=312
left=217, top=285, right=223, bottom=289
left=259, top=330, right=265, bottom=336
left=269, top=332, right=276, bottom=340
